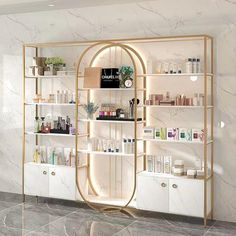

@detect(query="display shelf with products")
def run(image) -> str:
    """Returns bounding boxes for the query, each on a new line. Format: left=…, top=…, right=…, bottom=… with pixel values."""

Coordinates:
left=22, top=34, right=214, bottom=227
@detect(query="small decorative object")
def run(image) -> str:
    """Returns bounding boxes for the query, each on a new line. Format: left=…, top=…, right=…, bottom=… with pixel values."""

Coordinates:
left=45, top=57, right=64, bottom=75
left=82, top=102, right=99, bottom=120
left=119, top=66, right=134, bottom=88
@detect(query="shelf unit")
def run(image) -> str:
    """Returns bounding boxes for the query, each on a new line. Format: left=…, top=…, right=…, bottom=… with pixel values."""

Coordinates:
left=23, top=35, right=214, bottom=226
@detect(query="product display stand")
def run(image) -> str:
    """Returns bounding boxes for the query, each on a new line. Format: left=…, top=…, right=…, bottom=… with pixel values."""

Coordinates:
left=23, top=35, right=213, bottom=226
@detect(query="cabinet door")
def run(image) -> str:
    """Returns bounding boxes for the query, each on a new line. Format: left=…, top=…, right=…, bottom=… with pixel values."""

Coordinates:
left=137, top=175, right=169, bottom=213
left=24, top=163, right=49, bottom=197
left=169, top=179, right=204, bottom=217
left=49, top=166, right=75, bottom=201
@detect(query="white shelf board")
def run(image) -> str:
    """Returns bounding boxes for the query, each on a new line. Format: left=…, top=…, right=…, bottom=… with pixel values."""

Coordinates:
left=139, top=105, right=214, bottom=109
left=78, top=149, right=145, bottom=157
left=25, top=75, right=75, bottom=79
left=140, top=138, right=208, bottom=144
left=25, top=131, right=76, bottom=137
left=24, top=162, right=76, bottom=169
left=78, top=119, right=145, bottom=124
left=137, top=73, right=213, bottom=77
left=138, top=171, right=205, bottom=181
left=86, top=195, right=136, bottom=208
left=25, top=103, right=76, bottom=106
left=78, top=88, right=145, bottom=91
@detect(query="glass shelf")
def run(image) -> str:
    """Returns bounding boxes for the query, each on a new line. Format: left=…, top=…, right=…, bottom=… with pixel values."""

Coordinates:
left=78, top=119, right=145, bottom=124
left=139, top=138, right=213, bottom=145
left=139, top=105, right=214, bottom=109
left=78, top=88, right=145, bottom=91
left=137, top=73, right=213, bottom=77
left=25, top=103, right=76, bottom=106
left=78, top=149, right=145, bottom=157
left=25, top=131, right=88, bottom=137
left=25, top=75, right=75, bottom=79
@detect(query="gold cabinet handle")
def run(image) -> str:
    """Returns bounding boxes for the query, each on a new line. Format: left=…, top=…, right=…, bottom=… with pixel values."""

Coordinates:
left=43, top=171, right=47, bottom=175
left=51, top=171, right=56, bottom=176
left=161, top=183, right=167, bottom=187
left=172, top=184, right=178, bottom=189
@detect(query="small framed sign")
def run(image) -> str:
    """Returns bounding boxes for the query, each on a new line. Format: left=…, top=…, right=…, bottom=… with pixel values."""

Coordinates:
left=101, top=68, right=120, bottom=88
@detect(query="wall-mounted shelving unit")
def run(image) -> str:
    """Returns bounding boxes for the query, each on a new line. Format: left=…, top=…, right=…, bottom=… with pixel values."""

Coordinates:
left=23, top=34, right=214, bottom=227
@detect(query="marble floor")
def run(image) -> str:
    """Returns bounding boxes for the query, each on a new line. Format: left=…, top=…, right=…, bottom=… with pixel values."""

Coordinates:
left=0, top=193, right=236, bottom=236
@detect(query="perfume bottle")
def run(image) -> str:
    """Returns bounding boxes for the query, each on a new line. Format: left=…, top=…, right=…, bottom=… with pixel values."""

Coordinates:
left=33, top=146, right=39, bottom=163
left=41, top=117, right=45, bottom=133
left=34, top=117, right=40, bottom=133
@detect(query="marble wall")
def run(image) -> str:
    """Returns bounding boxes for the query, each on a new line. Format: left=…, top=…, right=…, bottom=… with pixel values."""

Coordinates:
left=0, top=0, right=235, bottom=222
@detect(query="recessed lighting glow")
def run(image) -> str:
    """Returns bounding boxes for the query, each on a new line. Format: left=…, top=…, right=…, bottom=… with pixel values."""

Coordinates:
left=48, top=4, right=55, bottom=7
left=190, top=76, right=198, bottom=82
left=220, top=121, right=225, bottom=128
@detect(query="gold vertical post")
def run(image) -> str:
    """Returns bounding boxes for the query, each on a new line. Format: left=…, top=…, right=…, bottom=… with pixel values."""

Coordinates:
left=210, top=38, right=214, bottom=220
left=203, top=36, right=208, bottom=227
left=22, top=45, right=26, bottom=202
left=35, top=48, right=38, bottom=146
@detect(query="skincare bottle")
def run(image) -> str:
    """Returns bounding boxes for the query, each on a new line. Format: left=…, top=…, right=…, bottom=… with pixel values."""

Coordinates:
left=51, top=149, right=55, bottom=165
left=164, top=156, right=172, bottom=174
left=122, top=139, right=127, bottom=154
left=192, top=58, right=197, bottom=73
left=34, top=117, right=40, bottom=133
left=71, top=149, right=76, bottom=167
left=155, top=156, right=164, bottom=173
left=147, top=155, right=154, bottom=172
left=132, top=139, right=135, bottom=154
left=199, top=94, right=204, bottom=106
left=193, top=93, right=199, bottom=106
left=197, top=58, right=201, bottom=73
left=127, top=139, right=132, bottom=154
left=185, top=58, right=192, bottom=73
left=56, top=90, right=61, bottom=104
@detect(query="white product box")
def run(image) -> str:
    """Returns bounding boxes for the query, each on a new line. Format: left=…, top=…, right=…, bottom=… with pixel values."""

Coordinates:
left=192, top=128, right=204, bottom=142
left=167, top=128, right=174, bottom=141
left=179, top=128, right=187, bottom=141
left=143, top=126, right=155, bottom=139
left=172, top=128, right=179, bottom=140
left=186, top=129, right=192, bottom=142
left=155, top=128, right=161, bottom=139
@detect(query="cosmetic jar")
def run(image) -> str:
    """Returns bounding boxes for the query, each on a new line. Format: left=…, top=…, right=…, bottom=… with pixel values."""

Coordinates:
left=187, top=169, right=197, bottom=178
left=196, top=170, right=204, bottom=179
left=173, top=167, right=184, bottom=176
left=174, top=160, right=184, bottom=169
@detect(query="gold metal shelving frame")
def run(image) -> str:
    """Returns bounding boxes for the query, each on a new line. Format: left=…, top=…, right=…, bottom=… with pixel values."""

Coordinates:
left=22, top=34, right=213, bottom=226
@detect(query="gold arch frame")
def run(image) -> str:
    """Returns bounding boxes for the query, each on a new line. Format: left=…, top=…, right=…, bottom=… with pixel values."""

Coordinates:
left=75, top=41, right=146, bottom=212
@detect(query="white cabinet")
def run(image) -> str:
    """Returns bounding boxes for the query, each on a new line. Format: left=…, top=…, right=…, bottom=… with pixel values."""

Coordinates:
left=25, top=163, right=49, bottom=197
left=137, top=171, right=210, bottom=218
left=24, top=163, right=87, bottom=201
left=137, top=174, right=169, bottom=212
left=169, top=179, right=203, bottom=217
left=169, top=178, right=210, bottom=217
left=49, top=166, right=76, bottom=201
